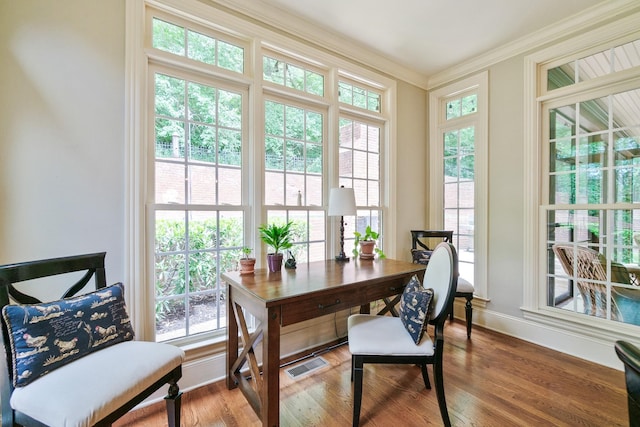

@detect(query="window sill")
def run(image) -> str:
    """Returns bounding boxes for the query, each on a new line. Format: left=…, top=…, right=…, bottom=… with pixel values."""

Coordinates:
left=521, top=306, right=640, bottom=342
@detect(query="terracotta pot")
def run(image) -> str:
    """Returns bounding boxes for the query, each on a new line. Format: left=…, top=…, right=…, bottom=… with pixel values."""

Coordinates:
left=359, top=240, right=376, bottom=260
left=239, top=258, right=256, bottom=275
left=267, top=253, right=284, bottom=272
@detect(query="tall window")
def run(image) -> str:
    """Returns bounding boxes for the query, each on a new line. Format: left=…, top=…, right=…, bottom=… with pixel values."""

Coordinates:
left=541, top=39, right=640, bottom=326
left=149, top=14, right=247, bottom=341
left=429, top=73, right=488, bottom=297
left=338, top=115, right=383, bottom=252
left=263, top=97, right=326, bottom=263
left=141, top=6, right=392, bottom=344
left=443, top=94, right=477, bottom=281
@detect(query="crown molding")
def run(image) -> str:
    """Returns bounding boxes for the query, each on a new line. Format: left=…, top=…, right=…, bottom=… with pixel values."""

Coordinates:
left=175, top=0, right=640, bottom=91
left=205, top=0, right=430, bottom=89
left=427, top=0, right=640, bottom=89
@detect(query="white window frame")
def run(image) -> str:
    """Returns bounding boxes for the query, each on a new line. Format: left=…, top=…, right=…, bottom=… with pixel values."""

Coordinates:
left=428, top=71, right=488, bottom=300
left=125, top=0, right=396, bottom=345
left=523, top=13, right=640, bottom=340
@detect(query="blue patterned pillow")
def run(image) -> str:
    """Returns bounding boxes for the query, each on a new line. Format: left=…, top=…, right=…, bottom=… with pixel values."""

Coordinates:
left=399, top=275, right=434, bottom=345
left=2, top=283, right=134, bottom=387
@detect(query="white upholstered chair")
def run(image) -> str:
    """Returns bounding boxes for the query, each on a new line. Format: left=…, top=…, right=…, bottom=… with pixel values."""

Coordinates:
left=0, top=252, right=185, bottom=427
left=348, top=242, right=458, bottom=427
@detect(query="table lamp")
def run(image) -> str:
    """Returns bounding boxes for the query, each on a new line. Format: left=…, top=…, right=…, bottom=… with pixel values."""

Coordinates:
left=328, top=186, right=356, bottom=262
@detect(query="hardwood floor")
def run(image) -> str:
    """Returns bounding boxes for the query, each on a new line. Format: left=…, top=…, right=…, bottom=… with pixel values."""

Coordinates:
left=114, top=321, right=627, bottom=426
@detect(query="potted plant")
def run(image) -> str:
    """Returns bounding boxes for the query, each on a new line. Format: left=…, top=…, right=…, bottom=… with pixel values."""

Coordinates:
left=258, top=221, right=294, bottom=272
left=239, top=246, right=255, bottom=275
left=352, top=225, right=386, bottom=260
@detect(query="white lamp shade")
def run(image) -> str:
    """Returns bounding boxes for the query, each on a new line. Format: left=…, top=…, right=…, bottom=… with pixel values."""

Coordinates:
left=328, top=187, right=356, bottom=216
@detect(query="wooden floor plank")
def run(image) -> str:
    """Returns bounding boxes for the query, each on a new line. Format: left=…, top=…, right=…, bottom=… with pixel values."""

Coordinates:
left=114, top=321, right=627, bottom=426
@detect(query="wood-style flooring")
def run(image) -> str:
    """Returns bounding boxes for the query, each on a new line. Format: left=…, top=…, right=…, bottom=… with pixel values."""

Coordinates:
left=114, top=321, right=628, bottom=426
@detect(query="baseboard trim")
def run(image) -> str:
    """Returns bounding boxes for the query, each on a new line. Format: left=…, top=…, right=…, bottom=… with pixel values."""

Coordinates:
left=455, top=306, right=626, bottom=370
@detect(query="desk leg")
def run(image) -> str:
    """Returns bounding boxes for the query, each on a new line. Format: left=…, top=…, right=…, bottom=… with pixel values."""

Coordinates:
left=262, top=306, right=281, bottom=427
left=226, top=284, right=239, bottom=390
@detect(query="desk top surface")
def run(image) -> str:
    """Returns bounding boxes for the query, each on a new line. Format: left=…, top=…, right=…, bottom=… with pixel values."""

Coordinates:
left=222, top=258, right=424, bottom=305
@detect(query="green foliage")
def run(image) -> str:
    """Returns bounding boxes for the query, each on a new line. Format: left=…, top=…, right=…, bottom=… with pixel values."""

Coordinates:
left=264, top=101, right=323, bottom=173
left=154, top=216, right=243, bottom=322
left=352, top=225, right=386, bottom=258
left=242, top=246, right=252, bottom=259
left=258, top=221, right=294, bottom=254
left=154, top=73, right=243, bottom=165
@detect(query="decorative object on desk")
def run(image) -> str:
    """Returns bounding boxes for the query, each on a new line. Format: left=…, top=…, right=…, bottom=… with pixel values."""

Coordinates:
left=352, top=225, right=386, bottom=260
left=328, top=186, right=357, bottom=262
left=258, top=221, right=294, bottom=272
left=239, top=246, right=255, bottom=275
left=284, top=250, right=297, bottom=269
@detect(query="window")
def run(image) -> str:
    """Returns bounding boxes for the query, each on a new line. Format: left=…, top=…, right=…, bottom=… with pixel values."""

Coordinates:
left=263, top=54, right=324, bottom=96
left=525, top=26, right=640, bottom=329
left=429, top=72, right=488, bottom=299
left=263, top=97, right=326, bottom=263
left=338, top=116, right=383, bottom=251
left=443, top=94, right=476, bottom=281
left=546, top=39, right=640, bottom=90
left=152, top=17, right=244, bottom=74
left=151, top=70, right=246, bottom=341
left=149, top=11, right=248, bottom=341
left=138, top=5, right=393, bottom=344
left=338, top=80, right=381, bottom=113
left=544, top=88, right=640, bottom=325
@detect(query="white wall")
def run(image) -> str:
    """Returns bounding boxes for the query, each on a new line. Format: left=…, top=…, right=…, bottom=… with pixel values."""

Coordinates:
left=0, top=0, right=126, bottom=286
left=485, top=55, right=526, bottom=317
left=394, top=80, right=428, bottom=257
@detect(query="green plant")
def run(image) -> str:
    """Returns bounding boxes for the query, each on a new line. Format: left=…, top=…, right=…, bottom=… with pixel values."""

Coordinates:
left=241, top=246, right=253, bottom=259
left=352, top=225, right=386, bottom=258
left=258, top=221, right=294, bottom=254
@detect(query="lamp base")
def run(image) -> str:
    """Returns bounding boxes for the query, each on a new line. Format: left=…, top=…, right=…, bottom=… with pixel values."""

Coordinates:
left=335, top=253, right=350, bottom=262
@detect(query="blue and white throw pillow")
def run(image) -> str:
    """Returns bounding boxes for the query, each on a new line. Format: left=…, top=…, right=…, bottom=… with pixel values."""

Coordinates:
left=399, top=275, right=434, bottom=345
left=2, top=283, right=134, bottom=387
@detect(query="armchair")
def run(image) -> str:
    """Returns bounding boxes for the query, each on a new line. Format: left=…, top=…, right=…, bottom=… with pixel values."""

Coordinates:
left=411, top=230, right=474, bottom=338
left=552, top=244, right=640, bottom=325
left=0, top=252, right=184, bottom=427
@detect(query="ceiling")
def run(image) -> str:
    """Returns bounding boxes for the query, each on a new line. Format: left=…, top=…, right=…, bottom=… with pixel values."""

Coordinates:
left=220, top=0, right=609, bottom=78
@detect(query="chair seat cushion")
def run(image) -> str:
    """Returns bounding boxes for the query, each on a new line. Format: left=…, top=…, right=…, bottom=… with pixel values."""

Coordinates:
left=457, top=277, right=474, bottom=294
left=348, top=314, right=434, bottom=356
left=10, top=340, right=184, bottom=427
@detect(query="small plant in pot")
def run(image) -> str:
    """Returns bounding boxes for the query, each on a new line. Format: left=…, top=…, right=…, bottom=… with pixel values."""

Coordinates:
left=258, top=221, right=294, bottom=272
left=239, top=246, right=255, bottom=275
left=352, top=225, right=386, bottom=260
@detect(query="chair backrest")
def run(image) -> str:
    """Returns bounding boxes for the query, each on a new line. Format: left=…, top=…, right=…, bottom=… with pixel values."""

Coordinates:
left=0, top=252, right=107, bottom=421
left=411, top=230, right=453, bottom=252
left=423, top=242, right=458, bottom=325
left=552, top=244, right=623, bottom=320
left=615, top=340, right=640, bottom=427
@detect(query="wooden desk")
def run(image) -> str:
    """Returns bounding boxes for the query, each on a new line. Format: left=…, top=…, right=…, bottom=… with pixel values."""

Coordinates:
left=222, top=258, right=425, bottom=427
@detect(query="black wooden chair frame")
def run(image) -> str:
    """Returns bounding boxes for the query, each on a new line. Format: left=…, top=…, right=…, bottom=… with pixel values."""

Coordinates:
left=615, top=340, right=640, bottom=427
left=411, top=230, right=474, bottom=338
left=0, top=252, right=182, bottom=427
